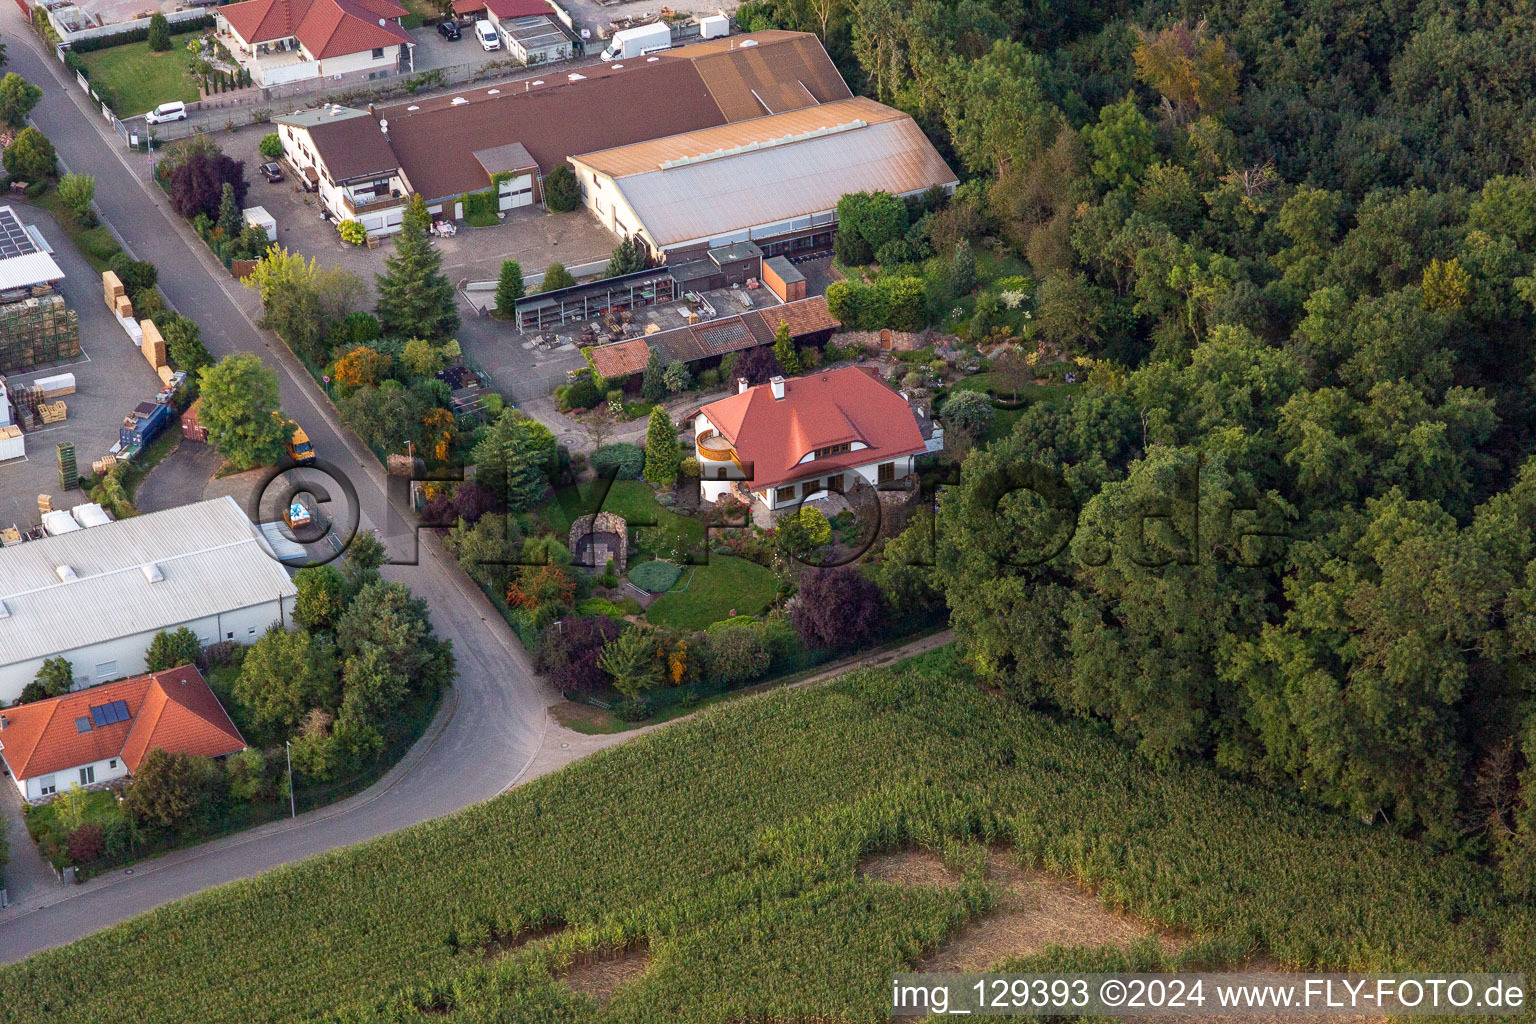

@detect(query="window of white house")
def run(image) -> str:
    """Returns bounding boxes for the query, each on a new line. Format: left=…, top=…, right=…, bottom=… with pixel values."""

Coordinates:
left=775, top=485, right=796, bottom=502
left=878, top=462, right=896, bottom=483
left=109, top=759, right=118, bottom=770
left=372, top=47, right=385, bottom=59
left=79, top=766, right=95, bottom=785
left=95, top=661, right=116, bottom=678
left=39, top=775, right=56, bottom=796
left=248, top=626, right=257, bottom=636
left=226, top=631, right=235, bottom=640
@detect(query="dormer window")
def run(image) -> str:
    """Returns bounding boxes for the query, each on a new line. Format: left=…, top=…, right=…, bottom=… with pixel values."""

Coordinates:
left=813, top=442, right=851, bottom=459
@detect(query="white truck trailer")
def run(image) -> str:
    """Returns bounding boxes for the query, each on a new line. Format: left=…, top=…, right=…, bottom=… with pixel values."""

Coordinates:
left=600, top=22, right=672, bottom=61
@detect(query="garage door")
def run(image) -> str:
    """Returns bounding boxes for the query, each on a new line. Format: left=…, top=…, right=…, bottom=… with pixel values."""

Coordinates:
left=499, top=174, right=534, bottom=210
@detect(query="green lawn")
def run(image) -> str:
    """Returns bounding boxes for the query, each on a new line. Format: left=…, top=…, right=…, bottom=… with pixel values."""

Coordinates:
left=538, top=480, right=705, bottom=561
left=645, top=555, right=777, bottom=631
left=79, top=42, right=200, bottom=117
left=3, top=647, right=1529, bottom=1023
left=947, top=375, right=1080, bottom=445
left=951, top=372, right=1081, bottom=405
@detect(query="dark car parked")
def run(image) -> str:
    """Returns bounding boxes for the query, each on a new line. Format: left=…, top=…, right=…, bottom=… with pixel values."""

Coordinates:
left=260, top=162, right=284, bottom=183
left=438, top=19, right=461, bottom=39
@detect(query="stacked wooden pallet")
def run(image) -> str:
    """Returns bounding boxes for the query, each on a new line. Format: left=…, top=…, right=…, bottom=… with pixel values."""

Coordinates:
left=0, top=295, right=82, bottom=374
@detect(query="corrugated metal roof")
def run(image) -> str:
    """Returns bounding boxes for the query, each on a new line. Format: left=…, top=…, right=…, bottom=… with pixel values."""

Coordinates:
left=572, top=96, right=902, bottom=178
left=573, top=103, right=957, bottom=248
left=0, top=496, right=296, bottom=668
left=0, top=251, right=65, bottom=291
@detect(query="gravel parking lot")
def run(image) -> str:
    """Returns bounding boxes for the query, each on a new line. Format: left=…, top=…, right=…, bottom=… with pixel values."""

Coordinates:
left=0, top=207, right=165, bottom=532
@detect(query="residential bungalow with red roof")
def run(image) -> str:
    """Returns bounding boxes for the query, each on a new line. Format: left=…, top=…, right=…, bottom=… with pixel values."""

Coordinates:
left=0, top=667, right=246, bottom=804
left=691, top=366, right=937, bottom=512
left=215, top=0, right=415, bottom=88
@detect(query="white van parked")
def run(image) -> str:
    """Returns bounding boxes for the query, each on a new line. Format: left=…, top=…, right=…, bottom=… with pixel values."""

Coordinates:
left=474, top=19, right=501, bottom=50
left=145, top=101, right=188, bottom=125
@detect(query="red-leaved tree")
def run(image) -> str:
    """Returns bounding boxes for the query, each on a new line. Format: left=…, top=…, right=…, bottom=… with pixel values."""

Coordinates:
left=169, top=152, right=248, bottom=220
left=790, top=566, right=885, bottom=651
left=535, top=615, right=622, bottom=693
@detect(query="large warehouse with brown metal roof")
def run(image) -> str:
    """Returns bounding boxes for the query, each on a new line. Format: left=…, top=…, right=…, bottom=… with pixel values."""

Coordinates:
left=286, top=31, right=955, bottom=253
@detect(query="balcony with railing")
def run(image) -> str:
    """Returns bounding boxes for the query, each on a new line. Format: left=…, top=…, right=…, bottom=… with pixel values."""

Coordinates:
left=696, top=430, right=736, bottom=463
left=341, top=189, right=405, bottom=216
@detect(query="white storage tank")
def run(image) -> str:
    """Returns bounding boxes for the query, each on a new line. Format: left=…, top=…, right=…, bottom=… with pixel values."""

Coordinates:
left=698, top=14, right=728, bottom=39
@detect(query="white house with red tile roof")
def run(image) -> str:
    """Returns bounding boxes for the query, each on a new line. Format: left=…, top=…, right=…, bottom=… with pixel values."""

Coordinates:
left=216, top=0, right=414, bottom=87
left=691, top=366, right=934, bottom=511
left=0, top=666, right=246, bottom=804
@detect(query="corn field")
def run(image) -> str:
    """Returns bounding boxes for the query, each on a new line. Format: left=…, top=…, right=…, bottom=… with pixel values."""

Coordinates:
left=1, top=647, right=1531, bottom=1023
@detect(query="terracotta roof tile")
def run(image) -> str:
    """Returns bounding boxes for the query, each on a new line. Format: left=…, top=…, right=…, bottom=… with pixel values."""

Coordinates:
left=589, top=338, right=650, bottom=379
left=589, top=296, right=836, bottom=376
left=0, top=667, right=245, bottom=782
left=697, top=366, right=925, bottom=492
left=221, top=0, right=409, bottom=57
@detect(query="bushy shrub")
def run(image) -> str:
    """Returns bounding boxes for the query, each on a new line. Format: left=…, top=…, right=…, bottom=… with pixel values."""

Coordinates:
left=543, top=163, right=580, bottom=212
left=67, top=823, right=105, bottom=864
left=534, top=615, right=622, bottom=693
left=701, top=625, right=771, bottom=684
left=629, top=560, right=682, bottom=593
left=338, top=220, right=366, bottom=245
left=259, top=133, right=284, bottom=159
left=589, top=442, right=644, bottom=480
left=557, top=373, right=601, bottom=411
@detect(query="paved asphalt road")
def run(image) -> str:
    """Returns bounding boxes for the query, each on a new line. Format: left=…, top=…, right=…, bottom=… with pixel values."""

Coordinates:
left=0, top=11, right=555, bottom=963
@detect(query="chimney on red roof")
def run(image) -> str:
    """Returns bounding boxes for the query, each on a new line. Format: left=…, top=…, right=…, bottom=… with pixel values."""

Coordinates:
left=769, top=375, right=785, bottom=400
left=737, top=377, right=750, bottom=394
left=1, top=713, right=8, bottom=729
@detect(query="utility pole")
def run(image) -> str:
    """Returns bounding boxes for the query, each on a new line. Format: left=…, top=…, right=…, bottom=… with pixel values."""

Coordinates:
left=286, top=740, right=295, bottom=819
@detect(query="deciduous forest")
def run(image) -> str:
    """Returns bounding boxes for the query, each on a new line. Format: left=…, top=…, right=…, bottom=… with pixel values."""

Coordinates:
left=729, top=0, right=1536, bottom=879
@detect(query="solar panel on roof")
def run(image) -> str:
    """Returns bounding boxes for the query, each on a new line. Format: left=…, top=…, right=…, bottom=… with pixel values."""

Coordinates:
left=699, top=321, right=751, bottom=350
left=89, top=700, right=131, bottom=726
left=0, top=208, right=40, bottom=259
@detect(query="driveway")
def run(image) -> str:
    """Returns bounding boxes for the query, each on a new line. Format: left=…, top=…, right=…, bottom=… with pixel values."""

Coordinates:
left=0, top=778, right=59, bottom=907
left=133, top=440, right=225, bottom=513
left=0, top=7, right=558, bottom=963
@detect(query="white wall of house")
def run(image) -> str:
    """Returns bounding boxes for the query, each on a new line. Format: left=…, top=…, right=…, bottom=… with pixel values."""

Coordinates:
left=279, top=123, right=407, bottom=234
left=691, top=412, right=916, bottom=509
left=316, top=43, right=410, bottom=78
left=0, top=595, right=295, bottom=705
left=753, top=457, right=913, bottom=510
left=10, top=752, right=131, bottom=802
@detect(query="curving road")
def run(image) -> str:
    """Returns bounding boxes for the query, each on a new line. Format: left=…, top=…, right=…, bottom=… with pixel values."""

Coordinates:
left=0, top=8, right=555, bottom=963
